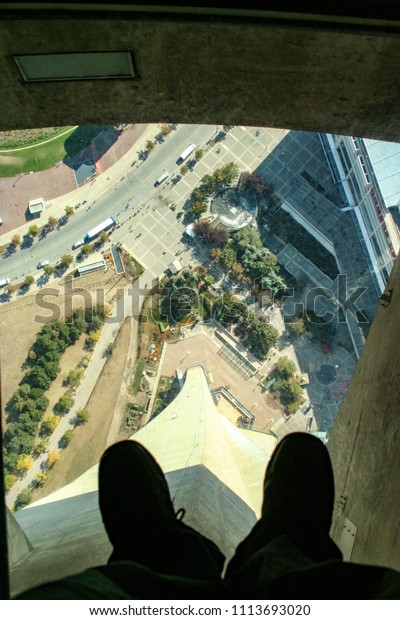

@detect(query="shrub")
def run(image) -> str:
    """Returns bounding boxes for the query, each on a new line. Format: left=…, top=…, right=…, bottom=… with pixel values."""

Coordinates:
left=40, top=414, right=60, bottom=437
left=62, top=430, right=74, bottom=447
left=4, top=474, right=17, bottom=492
left=47, top=451, right=61, bottom=468
left=16, top=455, right=33, bottom=476
left=75, top=408, right=90, bottom=425
left=15, top=488, right=33, bottom=509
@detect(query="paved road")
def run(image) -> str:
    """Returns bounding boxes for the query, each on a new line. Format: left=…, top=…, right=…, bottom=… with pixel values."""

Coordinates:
left=0, top=124, right=217, bottom=282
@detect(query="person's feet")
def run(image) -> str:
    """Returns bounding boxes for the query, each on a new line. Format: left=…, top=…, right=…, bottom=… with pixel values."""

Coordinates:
left=226, top=432, right=342, bottom=578
left=99, top=440, right=224, bottom=579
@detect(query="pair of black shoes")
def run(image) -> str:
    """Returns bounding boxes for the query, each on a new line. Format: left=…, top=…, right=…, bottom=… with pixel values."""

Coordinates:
left=98, top=433, right=340, bottom=585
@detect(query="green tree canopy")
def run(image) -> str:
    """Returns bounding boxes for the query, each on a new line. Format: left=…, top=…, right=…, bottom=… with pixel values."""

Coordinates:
left=247, top=319, right=279, bottom=360
left=232, top=226, right=263, bottom=255
left=274, top=356, right=296, bottom=379
left=220, top=245, right=237, bottom=270
left=28, top=224, right=39, bottom=237
left=190, top=201, right=208, bottom=218
left=75, top=408, right=90, bottom=425
left=23, top=275, right=35, bottom=287
left=214, top=292, right=248, bottom=325
left=61, top=253, right=74, bottom=267
left=54, top=392, right=75, bottom=414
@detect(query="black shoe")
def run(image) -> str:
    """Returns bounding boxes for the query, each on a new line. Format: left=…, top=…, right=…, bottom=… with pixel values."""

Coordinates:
left=99, top=440, right=225, bottom=579
left=226, top=432, right=341, bottom=578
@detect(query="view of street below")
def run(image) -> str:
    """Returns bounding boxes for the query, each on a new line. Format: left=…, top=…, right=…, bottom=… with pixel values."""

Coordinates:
left=0, top=122, right=383, bottom=510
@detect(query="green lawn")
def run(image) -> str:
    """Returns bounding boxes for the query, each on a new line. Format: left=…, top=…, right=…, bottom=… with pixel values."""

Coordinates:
left=0, top=125, right=107, bottom=177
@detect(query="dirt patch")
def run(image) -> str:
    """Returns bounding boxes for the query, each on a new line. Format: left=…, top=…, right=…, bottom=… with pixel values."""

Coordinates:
left=31, top=315, right=134, bottom=501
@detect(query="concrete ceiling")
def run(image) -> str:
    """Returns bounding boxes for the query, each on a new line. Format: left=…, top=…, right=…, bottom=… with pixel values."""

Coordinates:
left=0, top=3, right=400, bottom=140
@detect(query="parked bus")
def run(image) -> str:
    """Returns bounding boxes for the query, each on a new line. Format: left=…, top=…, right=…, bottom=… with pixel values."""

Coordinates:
left=77, top=259, right=106, bottom=276
left=177, top=143, right=196, bottom=164
left=84, top=216, right=116, bottom=242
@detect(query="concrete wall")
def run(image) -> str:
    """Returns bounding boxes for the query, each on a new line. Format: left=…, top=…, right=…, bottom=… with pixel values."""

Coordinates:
left=328, top=265, right=400, bottom=570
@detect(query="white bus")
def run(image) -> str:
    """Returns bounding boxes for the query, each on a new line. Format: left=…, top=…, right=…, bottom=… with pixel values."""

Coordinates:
left=177, top=143, right=196, bottom=164
left=77, top=259, right=106, bottom=276
left=84, top=216, right=116, bottom=242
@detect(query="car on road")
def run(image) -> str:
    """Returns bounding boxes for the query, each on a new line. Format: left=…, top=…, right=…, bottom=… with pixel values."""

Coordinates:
left=37, top=260, right=49, bottom=269
left=72, top=239, right=85, bottom=250
left=0, top=278, right=10, bottom=287
left=0, top=218, right=3, bottom=225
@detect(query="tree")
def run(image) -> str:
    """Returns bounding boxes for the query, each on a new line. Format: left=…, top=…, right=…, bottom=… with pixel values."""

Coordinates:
left=11, top=234, right=21, bottom=246
left=231, top=261, right=245, bottom=281
left=160, top=123, right=171, bottom=137
left=274, top=356, right=296, bottom=379
left=15, top=488, right=33, bottom=509
left=16, top=455, right=33, bottom=476
left=40, top=414, right=60, bottom=436
left=54, top=392, right=75, bottom=414
left=195, top=148, right=204, bottom=161
left=279, top=377, right=304, bottom=407
left=0, top=245, right=4, bottom=254
left=75, top=408, right=90, bottom=425
left=97, top=231, right=109, bottom=245
left=23, top=275, right=34, bottom=287
left=6, top=283, right=16, bottom=295
left=48, top=215, right=58, bottom=229
left=28, top=224, right=39, bottom=237
left=214, top=292, right=248, bottom=325
left=85, top=330, right=101, bottom=350
left=247, top=319, right=279, bottom=360
left=193, top=221, right=229, bottom=246
left=220, top=162, right=239, bottom=184
left=146, top=139, right=155, bottom=151
left=223, top=124, right=234, bottom=132
left=64, top=368, right=84, bottom=388
left=209, top=247, right=222, bottom=261
left=43, top=264, right=55, bottom=276
left=4, top=474, right=17, bottom=492
left=104, top=342, right=115, bottom=357
left=65, top=205, right=74, bottom=216
left=181, top=164, right=189, bottom=175
left=168, top=286, right=198, bottom=323
left=240, top=171, right=271, bottom=201
left=33, top=439, right=48, bottom=458
left=47, top=451, right=61, bottom=468
left=289, top=316, right=305, bottom=336
left=35, top=471, right=48, bottom=487
left=190, top=201, right=207, bottom=218
left=233, top=226, right=263, bottom=255
left=62, top=430, right=74, bottom=447
left=60, top=253, right=73, bottom=267
left=220, top=245, right=237, bottom=270
left=81, top=243, right=93, bottom=256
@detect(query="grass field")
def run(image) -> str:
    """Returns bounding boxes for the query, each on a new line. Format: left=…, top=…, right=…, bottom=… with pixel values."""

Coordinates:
left=0, top=125, right=107, bottom=177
